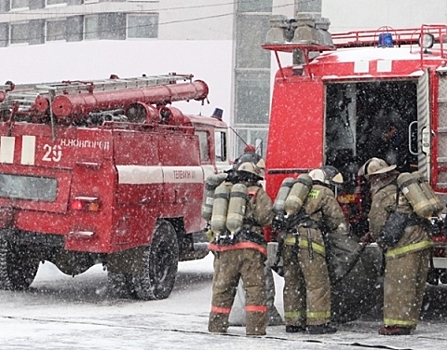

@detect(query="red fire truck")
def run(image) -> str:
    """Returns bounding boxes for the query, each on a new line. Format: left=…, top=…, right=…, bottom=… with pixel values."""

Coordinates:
left=263, top=15, right=447, bottom=284
left=0, top=73, right=228, bottom=299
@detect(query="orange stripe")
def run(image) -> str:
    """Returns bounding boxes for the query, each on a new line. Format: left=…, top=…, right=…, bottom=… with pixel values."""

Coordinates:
left=211, top=306, right=232, bottom=314
left=208, top=242, right=267, bottom=255
left=246, top=305, right=267, bottom=313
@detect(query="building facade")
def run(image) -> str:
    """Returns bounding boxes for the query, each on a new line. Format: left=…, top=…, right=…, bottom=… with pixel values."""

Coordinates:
left=1, top=0, right=446, bottom=159
left=0, top=0, right=272, bottom=159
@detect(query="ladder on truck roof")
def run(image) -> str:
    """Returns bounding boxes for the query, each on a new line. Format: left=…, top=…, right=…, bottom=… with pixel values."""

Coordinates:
left=0, top=73, right=195, bottom=112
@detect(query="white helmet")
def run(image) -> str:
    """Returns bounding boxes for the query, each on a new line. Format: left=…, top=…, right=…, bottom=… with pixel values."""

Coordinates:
left=237, top=162, right=263, bottom=179
left=309, top=166, right=344, bottom=185
left=364, top=158, right=396, bottom=179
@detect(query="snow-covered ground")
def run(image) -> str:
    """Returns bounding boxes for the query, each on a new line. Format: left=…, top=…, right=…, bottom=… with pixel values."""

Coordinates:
left=1, top=253, right=447, bottom=350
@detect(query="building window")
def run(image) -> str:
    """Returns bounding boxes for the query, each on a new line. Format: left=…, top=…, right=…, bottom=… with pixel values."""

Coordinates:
left=127, top=14, right=158, bottom=39
left=47, top=19, right=66, bottom=41
left=11, top=0, right=29, bottom=10
left=84, top=15, right=99, bottom=40
left=46, top=0, right=66, bottom=6
left=234, top=128, right=268, bottom=159
left=10, top=22, right=28, bottom=44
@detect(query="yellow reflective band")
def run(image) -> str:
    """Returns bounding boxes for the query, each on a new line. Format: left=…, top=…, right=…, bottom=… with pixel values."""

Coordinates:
left=308, top=189, right=320, bottom=199
left=384, top=318, right=417, bottom=327
left=299, top=238, right=326, bottom=256
left=307, top=311, right=331, bottom=320
left=284, top=310, right=305, bottom=319
left=386, top=240, right=433, bottom=258
left=284, top=236, right=297, bottom=245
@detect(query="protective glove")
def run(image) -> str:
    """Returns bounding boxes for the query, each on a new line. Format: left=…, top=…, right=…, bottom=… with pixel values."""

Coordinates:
left=205, top=228, right=215, bottom=243
left=359, top=232, right=374, bottom=245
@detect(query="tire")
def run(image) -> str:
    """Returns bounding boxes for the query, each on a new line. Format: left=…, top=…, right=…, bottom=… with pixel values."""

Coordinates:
left=108, top=272, right=137, bottom=299
left=0, top=238, right=39, bottom=291
left=134, top=221, right=179, bottom=300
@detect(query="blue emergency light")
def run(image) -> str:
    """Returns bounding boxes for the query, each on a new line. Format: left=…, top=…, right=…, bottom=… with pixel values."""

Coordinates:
left=378, top=32, right=393, bottom=48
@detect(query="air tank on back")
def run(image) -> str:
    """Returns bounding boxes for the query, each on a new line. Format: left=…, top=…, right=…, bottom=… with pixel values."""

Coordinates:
left=284, top=174, right=313, bottom=215
left=210, top=182, right=231, bottom=235
left=397, top=172, right=433, bottom=218
left=226, top=183, right=248, bottom=234
left=201, top=173, right=228, bottom=221
left=412, top=171, right=444, bottom=216
left=273, top=177, right=295, bottom=215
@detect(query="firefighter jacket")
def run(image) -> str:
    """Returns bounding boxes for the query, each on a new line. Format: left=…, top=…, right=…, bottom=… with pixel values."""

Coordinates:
left=368, top=173, right=433, bottom=329
left=209, top=182, right=274, bottom=256
left=208, top=181, right=273, bottom=335
left=282, top=183, right=346, bottom=327
left=284, top=184, right=347, bottom=250
left=368, top=176, right=433, bottom=258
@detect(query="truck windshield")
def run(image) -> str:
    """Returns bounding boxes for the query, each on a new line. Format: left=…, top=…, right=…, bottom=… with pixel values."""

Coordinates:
left=0, top=173, right=57, bottom=202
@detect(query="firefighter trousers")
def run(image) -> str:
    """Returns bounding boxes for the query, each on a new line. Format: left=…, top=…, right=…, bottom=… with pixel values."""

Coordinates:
left=383, top=248, right=430, bottom=328
left=282, top=238, right=331, bottom=327
left=208, top=248, right=267, bottom=335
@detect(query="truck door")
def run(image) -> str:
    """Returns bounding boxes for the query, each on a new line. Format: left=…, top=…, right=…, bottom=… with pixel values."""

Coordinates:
left=417, top=70, right=432, bottom=178
left=435, top=69, right=447, bottom=188
left=265, top=79, right=324, bottom=196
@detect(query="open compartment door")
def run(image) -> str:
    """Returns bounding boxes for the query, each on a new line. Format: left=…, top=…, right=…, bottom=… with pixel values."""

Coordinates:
left=417, top=70, right=431, bottom=178
left=435, top=69, right=447, bottom=188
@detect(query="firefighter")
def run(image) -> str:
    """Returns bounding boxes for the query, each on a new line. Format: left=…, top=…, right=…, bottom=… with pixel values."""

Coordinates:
left=363, top=157, right=433, bottom=336
left=230, top=154, right=283, bottom=327
left=208, top=162, right=274, bottom=336
left=281, top=166, right=346, bottom=334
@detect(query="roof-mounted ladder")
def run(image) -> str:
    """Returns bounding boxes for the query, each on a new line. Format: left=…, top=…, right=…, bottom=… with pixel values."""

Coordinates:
left=0, top=73, right=195, bottom=113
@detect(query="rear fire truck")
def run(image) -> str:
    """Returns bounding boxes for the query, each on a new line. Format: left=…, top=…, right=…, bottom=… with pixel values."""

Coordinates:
left=263, top=15, right=447, bottom=285
left=0, top=73, right=228, bottom=299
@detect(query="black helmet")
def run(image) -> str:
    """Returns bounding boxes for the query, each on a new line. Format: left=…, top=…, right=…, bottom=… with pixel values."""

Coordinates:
left=233, top=153, right=265, bottom=171
left=321, top=165, right=344, bottom=185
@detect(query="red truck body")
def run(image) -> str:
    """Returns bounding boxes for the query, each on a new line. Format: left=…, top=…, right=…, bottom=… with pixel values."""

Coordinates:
left=0, top=73, right=228, bottom=299
left=263, top=20, right=447, bottom=283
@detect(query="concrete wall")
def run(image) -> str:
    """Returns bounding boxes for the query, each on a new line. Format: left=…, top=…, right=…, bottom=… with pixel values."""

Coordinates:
left=0, top=0, right=234, bottom=41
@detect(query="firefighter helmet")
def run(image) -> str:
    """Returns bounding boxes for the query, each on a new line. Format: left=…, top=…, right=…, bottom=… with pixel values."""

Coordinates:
left=309, top=166, right=344, bottom=186
left=244, top=144, right=256, bottom=153
left=237, top=162, right=263, bottom=180
left=321, top=165, right=344, bottom=185
left=234, top=153, right=265, bottom=171
left=256, top=157, right=266, bottom=170
left=364, top=158, right=396, bottom=179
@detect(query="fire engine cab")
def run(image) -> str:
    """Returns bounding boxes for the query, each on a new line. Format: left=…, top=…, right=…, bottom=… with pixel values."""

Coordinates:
left=0, top=73, right=228, bottom=299
left=263, top=14, right=447, bottom=284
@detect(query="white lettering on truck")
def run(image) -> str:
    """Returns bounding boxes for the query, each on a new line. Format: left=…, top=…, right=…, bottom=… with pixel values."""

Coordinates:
left=42, top=144, right=62, bottom=162
left=59, top=139, right=110, bottom=150
left=117, top=166, right=203, bottom=184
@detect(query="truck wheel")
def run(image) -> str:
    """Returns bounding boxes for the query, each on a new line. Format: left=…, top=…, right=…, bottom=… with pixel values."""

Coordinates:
left=108, top=272, right=136, bottom=299
left=0, top=238, right=39, bottom=290
left=135, top=221, right=179, bottom=300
